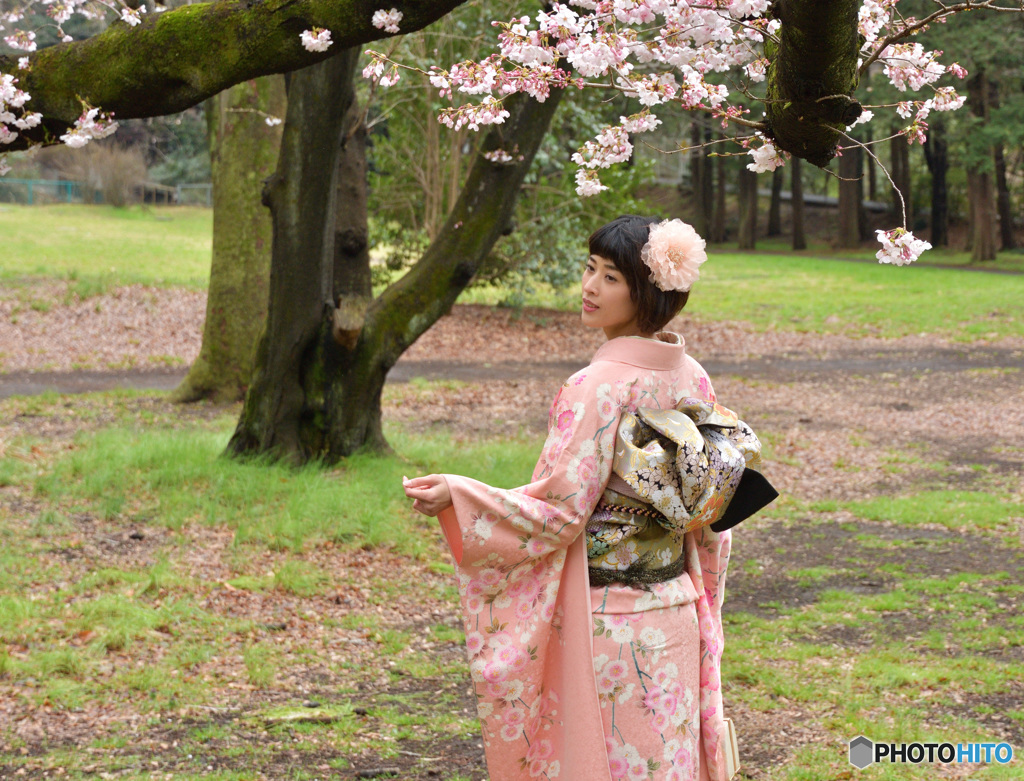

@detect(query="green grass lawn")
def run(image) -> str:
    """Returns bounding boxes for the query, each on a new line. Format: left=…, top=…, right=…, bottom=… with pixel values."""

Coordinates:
left=754, top=235, right=1024, bottom=274
left=466, top=249, right=1024, bottom=340
left=0, top=204, right=212, bottom=288
left=692, top=250, right=1024, bottom=340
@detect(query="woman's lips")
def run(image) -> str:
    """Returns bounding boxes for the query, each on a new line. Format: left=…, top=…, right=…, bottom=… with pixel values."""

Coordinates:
left=582, top=298, right=598, bottom=313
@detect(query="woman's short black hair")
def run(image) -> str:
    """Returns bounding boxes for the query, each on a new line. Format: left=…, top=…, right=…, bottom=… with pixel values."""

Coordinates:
left=588, top=215, right=690, bottom=335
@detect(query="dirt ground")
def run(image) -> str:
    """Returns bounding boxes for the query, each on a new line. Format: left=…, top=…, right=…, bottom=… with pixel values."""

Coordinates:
left=2, top=298, right=1023, bottom=779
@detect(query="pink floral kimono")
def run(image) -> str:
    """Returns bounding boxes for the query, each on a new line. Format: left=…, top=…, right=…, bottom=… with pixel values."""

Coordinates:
left=438, top=333, right=732, bottom=781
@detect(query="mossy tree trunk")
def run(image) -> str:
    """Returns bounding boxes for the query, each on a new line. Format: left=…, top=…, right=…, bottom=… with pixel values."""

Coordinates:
left=228, top=53, right=358, bottom=462
left=228, top=51, right=564, bottom=464
left=764, top=0, right=862, bottom=167
left=173, top=76, right=285, bottom=404
left=322, top=88, right=562, bottom=460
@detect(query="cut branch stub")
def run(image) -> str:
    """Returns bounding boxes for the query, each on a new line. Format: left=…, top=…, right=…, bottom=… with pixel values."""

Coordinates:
left=764, top=0, right=862, bottom=167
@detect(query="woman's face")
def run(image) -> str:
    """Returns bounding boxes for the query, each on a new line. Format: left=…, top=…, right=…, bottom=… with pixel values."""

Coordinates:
left=581, top=254, right=644, bottom=340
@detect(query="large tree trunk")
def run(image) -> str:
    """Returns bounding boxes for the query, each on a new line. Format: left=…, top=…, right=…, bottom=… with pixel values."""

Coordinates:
left=993, top=141, right=1016, bottom=250
left=229, top=52, right=565, bottom=463
left=324, top=89, right=563, bottom=459
left=767, top=167, right=784, bottom=236
left=966, top=74, right=997, bottom=262
left=922, top=116, right=949, bottom=248
left=837, top=144, right=861, bottom=248
left=765, top=0, right=862, bottom=166
left=710, top=150, right=727, bottom=243
left=229, top=53, right=359, bottom=462
left=737, top=167, right=757, bottom=250
left=890, top=134, right=912, bottom=228
left=791, top=156, right=806, bottom=250
left=173, top=76, right=285, bottom=404
left=687, top=120, right=710, bottom=238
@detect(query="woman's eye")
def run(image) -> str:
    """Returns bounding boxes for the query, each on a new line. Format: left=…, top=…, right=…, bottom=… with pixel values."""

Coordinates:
left=605, top=275, right=617, bottom=282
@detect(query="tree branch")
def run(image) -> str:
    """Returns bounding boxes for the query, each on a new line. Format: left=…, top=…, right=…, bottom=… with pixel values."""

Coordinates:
left=2, top=0, right=470, bottom=150
left=364, top=89, right=564, bottom=369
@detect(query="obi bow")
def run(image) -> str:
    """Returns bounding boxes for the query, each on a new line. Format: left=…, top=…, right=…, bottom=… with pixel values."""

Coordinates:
left=612, top=398, right=778, bottom=534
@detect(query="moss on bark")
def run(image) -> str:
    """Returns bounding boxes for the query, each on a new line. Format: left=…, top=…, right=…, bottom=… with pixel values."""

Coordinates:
left=765, top=0, right=862, bottom=167
left=227, top=52, right=359, bottom=463
left=173, top=76, right=286, bottom=404
left=3, top=0, right=470, bottom=149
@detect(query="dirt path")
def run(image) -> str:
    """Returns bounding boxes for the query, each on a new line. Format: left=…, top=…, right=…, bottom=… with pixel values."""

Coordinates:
left=4, top=342, right=1023, bottom=399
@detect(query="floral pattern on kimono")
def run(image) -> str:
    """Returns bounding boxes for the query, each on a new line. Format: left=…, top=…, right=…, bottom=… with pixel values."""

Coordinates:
left=438, top=333, right=731, bottom=781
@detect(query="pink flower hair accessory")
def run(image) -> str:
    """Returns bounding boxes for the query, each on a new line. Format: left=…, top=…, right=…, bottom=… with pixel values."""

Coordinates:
left=640, top=219, right=707, bottom=292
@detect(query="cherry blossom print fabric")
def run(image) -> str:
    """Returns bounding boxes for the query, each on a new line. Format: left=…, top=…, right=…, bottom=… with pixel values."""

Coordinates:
left=437, top=333, right=730, bottom=781
left=592, top=587, right=707, bottom=781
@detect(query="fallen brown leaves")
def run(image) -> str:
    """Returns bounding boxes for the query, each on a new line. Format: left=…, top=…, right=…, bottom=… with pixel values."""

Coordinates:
left=2, top=289, right=1023, bottom=779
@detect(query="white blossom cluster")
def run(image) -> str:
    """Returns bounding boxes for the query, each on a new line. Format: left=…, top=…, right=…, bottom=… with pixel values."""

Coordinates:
left=0, top=72, right=39, bottom=147
left=370, top=8, right=403, bottom=35
left=875, top=228, right=932, bottom=266
left=58, top=106, right=118, bottom=148
left=299, top=27, right=333, bottom=53
left=746, top=139, right=786, bottom=174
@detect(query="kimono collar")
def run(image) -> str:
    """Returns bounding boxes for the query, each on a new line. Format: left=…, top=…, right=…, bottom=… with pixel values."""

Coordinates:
left=591, top=331, right=688, bottom=371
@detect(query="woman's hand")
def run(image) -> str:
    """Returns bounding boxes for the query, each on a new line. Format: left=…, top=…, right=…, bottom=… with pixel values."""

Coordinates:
left=402, top=474, right=453, bottom=517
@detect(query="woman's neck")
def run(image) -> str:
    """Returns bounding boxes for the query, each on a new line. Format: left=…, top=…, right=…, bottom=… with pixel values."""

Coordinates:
left=603, top=325, right=655, bottom=341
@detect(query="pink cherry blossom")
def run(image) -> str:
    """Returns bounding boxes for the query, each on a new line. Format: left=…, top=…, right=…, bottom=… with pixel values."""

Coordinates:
left=747, top=140, right=786, bottom=173
left=875, top=228, right=931, bottom=266
left=120, top=6, right=144, bottom=27
left=300, top=28, right=333, bottom=53
left=4, top=30, right=36, bottom=52
left=371, top=8, right=403, bottom=35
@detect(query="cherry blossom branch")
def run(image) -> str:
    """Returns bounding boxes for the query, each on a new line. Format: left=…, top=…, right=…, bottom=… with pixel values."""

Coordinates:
left=838, top=128, right=932, bottom=265
left=638, top=133, right=757, bottom=157
left=839, top=129, right=905, bottom=224
left=860, top=0, right=999, bottom=74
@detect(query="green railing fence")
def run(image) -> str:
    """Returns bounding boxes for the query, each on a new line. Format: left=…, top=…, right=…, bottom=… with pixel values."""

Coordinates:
left=0, top=179, right=212, bottom=206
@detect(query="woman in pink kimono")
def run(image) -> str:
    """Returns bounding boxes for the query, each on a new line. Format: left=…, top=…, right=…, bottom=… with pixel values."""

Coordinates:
left=404, top=215, right=775, bottom=781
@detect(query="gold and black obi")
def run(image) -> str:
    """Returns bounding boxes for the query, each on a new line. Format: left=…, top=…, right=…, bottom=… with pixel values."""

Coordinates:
left=586, top=398, right=777, bottom=588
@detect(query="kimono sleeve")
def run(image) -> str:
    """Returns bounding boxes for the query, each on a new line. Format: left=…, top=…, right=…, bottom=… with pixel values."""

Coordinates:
left=434, top=370, right=621, bottom=779
left=438, top=370, right=619, bottom=567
